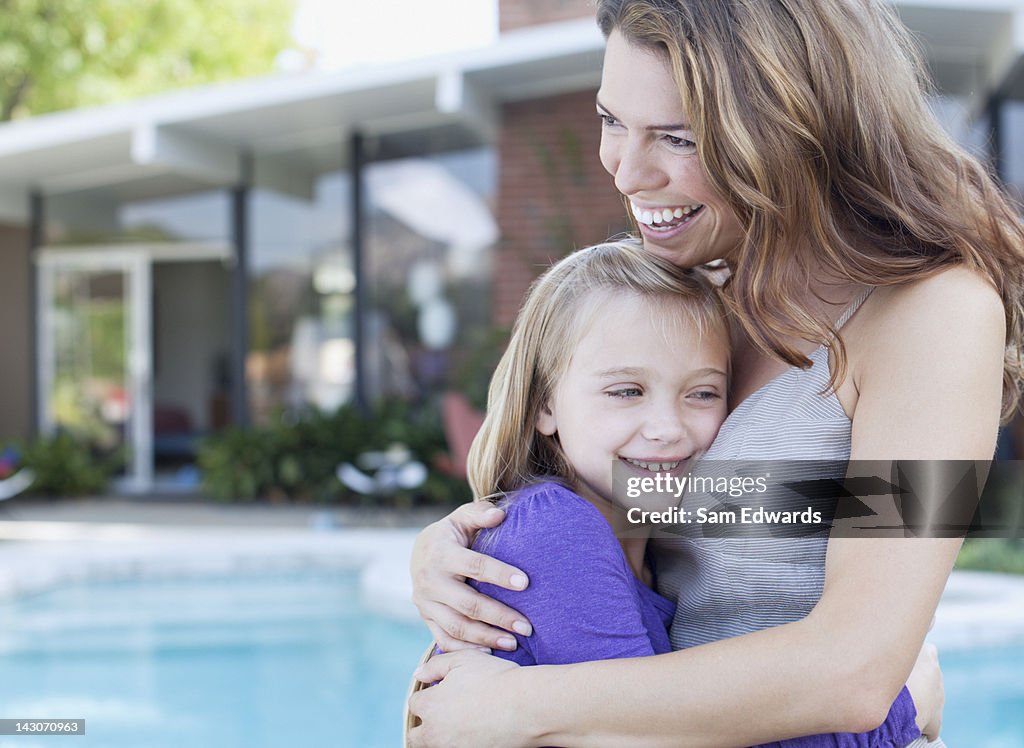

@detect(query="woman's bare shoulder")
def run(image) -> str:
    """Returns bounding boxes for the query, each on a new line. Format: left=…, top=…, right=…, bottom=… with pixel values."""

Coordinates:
left=862, top=265, right=1003, bottom=343
left=846, top=266, right=1005, bottom=459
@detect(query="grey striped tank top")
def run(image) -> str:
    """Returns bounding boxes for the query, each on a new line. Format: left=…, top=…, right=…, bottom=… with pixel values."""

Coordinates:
left=653, top=288, right=873, bottom=650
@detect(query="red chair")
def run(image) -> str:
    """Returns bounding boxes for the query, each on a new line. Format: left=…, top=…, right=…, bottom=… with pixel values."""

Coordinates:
left=434, top=392, right=485, bottom=480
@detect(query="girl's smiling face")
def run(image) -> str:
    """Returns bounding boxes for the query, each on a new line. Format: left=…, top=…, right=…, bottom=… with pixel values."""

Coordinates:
left=536, top=291, right=729, bottom=514
left=597, top=30, right=745, bottom=269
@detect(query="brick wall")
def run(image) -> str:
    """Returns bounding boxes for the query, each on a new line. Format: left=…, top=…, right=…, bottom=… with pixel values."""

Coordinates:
left=494, top=88, right=631, bottom=325
left=500, top=0, right=596, bottom=32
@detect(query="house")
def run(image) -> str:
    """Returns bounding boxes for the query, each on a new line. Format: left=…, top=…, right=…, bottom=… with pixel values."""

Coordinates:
left=0, top=0, right=1020, bottom=491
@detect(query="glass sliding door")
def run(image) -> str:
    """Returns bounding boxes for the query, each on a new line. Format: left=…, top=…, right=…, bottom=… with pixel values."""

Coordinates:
left=37, top=251, right=152, bottom=492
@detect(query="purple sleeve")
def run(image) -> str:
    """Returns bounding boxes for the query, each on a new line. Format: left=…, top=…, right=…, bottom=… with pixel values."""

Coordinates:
left=753, top=687, right=921, bottom=747
left=470, top=483, right=656, bottom=665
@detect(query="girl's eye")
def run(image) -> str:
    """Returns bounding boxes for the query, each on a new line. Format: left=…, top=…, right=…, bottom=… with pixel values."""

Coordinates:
left=664, top=134, right=696, bottom=149
left=608, top=386, right=643, bottom=399
left=689, top=390, right=721, bottom=402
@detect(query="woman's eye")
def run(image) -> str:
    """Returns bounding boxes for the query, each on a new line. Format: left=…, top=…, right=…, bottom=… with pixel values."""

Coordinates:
left=664, top=134, right=696, bottom=149
left=598, top=113, right=620, bottom=128
left=608, top=387, right=643, bottom=399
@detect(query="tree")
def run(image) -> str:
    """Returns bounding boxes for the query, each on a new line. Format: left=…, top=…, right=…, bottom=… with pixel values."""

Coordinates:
left=0, top=0, right=296, bottom=121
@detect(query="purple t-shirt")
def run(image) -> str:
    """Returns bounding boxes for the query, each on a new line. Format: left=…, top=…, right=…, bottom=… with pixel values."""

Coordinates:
left=472, top=481, right=675, bottom=664
left=470, top=482, right=921, bottom=747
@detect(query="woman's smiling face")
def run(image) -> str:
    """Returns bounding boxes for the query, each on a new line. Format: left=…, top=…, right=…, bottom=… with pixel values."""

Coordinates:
left=597, top=29, right=745, bottom=269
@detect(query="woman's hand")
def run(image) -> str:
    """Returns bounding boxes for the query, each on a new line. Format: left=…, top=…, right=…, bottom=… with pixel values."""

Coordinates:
left=905, top=642, right=943, bottom=741
left=411, top=501, right=533, bottom=651
left=408, top=650, right=527, bottom=747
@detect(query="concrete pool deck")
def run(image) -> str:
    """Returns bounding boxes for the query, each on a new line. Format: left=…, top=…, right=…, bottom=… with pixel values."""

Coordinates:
left=0, top=499, right=449, bottom=623
left=1, top=499, right=1023, bottom=649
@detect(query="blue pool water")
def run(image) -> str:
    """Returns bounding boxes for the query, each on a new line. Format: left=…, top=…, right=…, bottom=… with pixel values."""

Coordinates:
left=0, top=572, right=1020, bottom=746
left=940, top=644, right=1024, bottom=747
left=0, top=572, right=432, bottom=748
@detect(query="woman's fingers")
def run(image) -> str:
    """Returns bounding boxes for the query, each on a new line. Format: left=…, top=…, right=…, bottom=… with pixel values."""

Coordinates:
left=446, top=500, right=508, bottom=543
left=451, top=545, right=529, bottom=590
left=411, top=649, right=483, bottom=685
left=416, top=581, right=531, bottom=650
left=408, top=651, right=523, bottom=747
left=409, top=502, right=532, bottom=649
left=412, top=504, right=529, bottom=592
left=422, top=620, right=486, bottom=654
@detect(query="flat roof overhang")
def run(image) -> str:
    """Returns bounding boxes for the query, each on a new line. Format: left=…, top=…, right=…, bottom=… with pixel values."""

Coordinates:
left=895, top=0, right=1024, bottom=104
left=1, top=3, right=1022, bottom=222
left=0, top=18, right=605, bottom=221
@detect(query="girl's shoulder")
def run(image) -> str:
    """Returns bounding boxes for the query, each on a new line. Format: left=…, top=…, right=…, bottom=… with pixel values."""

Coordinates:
left=473, top=481, right=617, bottom=555
left=492, top=480, right=608, bottom=530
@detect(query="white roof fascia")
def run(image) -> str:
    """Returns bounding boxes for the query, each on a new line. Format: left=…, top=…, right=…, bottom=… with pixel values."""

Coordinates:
left=0, top=18, right=603, bottom=159
left=436, top=68, right=499, bottom=143
left=131, top=123, right=241, bottom=186
left=0, top=17, right=604, bottom=219
left=461, top=17, right=603, bottom=72
left=39, top=162, right=162, bottom=194
left=894, top=0, right=1024, bottom=103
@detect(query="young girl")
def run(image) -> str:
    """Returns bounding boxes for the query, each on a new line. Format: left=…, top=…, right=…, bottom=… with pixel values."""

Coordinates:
left=439, top=238, right=926, bottom=745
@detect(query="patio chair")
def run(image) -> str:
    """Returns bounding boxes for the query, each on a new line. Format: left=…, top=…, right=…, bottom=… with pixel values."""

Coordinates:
left=434, top=392, right=485, bottom=480
left=0, top=468, right=35, bottom=503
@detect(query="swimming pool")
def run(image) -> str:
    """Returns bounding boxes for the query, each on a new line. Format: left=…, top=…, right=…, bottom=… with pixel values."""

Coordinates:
left=0, top=571, right=431, bottom=747
left=0, top=569, right=1019, bottom=747
left=940, top=644, right=1024, bottom=746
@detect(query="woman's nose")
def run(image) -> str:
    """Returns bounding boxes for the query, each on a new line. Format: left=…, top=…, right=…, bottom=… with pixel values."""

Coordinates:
left=602, top=137, right=664, bottom=197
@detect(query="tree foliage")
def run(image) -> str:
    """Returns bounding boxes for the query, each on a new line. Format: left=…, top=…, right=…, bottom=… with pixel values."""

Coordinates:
left=0, top=0, right=296, bottom=120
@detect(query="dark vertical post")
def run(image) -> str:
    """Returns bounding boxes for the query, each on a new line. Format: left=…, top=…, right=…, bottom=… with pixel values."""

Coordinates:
left=987, top=90, right=1006, bottom=183
left=350, top=131, right=370, bottom=415
left=27, top=191, right=43, bottom=437
left=230, top=153, right=252, bottom=427
left=988, top=90, right=1018, bottom=460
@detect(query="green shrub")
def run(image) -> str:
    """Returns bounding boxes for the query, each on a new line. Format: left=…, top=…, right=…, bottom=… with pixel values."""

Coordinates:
left=955, top=539, right=1024, bottom=575
left=196, top=399, right=471, bottom=506
left=196, top=426, right=278, bottom=501
left=4, top=433, right=120, bottom=497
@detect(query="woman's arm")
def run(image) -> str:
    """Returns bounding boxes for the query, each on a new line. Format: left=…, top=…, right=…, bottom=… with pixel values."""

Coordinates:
left=410, top=269, right=1002, bottom=746
left=410, top=500, right=533, bottom=651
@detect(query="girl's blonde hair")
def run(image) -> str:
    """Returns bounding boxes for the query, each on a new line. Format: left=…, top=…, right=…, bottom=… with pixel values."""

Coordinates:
left=466, top=238, right=729, bottom=501
left=597, top=0, right=1024, bottom=420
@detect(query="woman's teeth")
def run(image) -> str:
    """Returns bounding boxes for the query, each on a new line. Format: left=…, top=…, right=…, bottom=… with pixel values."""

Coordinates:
left=630, top=202, right=704, bottom=228
left=623, top=457, right=681, bottom=471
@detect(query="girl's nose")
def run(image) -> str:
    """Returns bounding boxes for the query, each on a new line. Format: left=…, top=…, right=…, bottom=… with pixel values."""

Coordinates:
left=642, top=408, right=688, bottom=446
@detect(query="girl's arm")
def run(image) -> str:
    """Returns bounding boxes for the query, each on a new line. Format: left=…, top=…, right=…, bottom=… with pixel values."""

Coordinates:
left=470, top=486, right=665, bottom=663
left=410, top=268, right=1002, bottom=746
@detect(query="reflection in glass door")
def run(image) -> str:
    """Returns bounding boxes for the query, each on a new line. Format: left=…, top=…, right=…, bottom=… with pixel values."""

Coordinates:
left=37, top=252, right=152, bottom=492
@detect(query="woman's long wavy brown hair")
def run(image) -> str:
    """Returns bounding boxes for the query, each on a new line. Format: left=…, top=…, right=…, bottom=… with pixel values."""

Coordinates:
left=466, top=239, right=728, bottom=500
left=597, top=0, right=1024, bottom=420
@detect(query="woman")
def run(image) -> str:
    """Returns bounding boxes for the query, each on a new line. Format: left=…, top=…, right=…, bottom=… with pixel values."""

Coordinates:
left=407, top=0, right=1024, bottom=745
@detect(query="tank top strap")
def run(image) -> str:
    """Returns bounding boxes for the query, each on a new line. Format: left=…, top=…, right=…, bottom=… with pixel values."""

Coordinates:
left=835, top=286, right=874, bottom=331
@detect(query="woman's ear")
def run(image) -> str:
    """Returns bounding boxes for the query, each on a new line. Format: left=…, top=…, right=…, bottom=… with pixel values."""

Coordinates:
left=535, top=401, right=557, bottom=436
